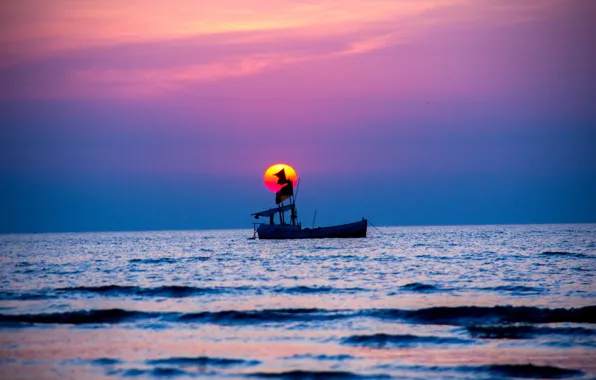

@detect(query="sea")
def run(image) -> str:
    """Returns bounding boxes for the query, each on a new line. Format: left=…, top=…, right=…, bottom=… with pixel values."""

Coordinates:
left=0, top=224, right=595, bottom=380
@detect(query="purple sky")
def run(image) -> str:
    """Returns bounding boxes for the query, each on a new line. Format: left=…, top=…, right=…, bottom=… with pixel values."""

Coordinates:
left=1, top=0, right=595, bottom=232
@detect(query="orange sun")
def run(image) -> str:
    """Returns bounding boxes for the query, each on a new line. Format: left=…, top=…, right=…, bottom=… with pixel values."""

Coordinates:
left=263, top=164, right=298, bottom=193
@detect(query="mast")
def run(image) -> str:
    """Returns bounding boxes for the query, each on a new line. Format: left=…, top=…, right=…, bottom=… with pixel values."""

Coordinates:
left=279, top=203, right=285, bottom=224
left=290, top=178, right=299, bottom=226
left=290, top=196, right=297, bottom=226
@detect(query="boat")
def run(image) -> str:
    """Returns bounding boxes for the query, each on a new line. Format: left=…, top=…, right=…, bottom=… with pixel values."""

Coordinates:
left=250, top=167, right=367, bottom=239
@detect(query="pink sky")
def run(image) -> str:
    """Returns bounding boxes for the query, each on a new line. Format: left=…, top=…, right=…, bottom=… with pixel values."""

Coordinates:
left=0, top=0, right=594, bottom=176
left=1, top=0, right=579, bottom=100
left=0, top=0, right=595, bottom=231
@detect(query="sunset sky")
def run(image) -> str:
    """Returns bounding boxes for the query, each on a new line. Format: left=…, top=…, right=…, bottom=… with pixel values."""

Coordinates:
left=1, top=0, right=595, bottom=232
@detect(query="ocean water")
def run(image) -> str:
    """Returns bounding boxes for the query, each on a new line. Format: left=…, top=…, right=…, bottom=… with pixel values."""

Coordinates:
left=0, top=224, right=595, bottom=380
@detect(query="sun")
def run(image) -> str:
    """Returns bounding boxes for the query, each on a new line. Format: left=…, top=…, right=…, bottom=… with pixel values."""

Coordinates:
left=263, top=164, right=299, bottom=193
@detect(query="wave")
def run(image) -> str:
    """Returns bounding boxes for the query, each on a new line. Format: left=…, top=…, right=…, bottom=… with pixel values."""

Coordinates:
left=56, top=285, right=230, bottom=298
left=0, top=291, right=55, bottom=301
left=274, top=286, right=366, bottom=294
left=466, top=325, right=596, bottom=339
left=146, top=356, right=258, bottom=367
left=373, top=364, right=584, bottom=378
left=62, top=357, right=123, bottom=366
left=186, top=256, right=210, bottom=262
left=466, top=325, right=533, bottom=339
left=341, top=333, right=473, bottom=348
left=2, top=305, right=594, bottom=327
left=129, top=258, right=178, bottom=264
left=96, top=356, right=258, bottom=377
left=113, top=359, right=575, bottom=380
left=107, top=367, right=189, bottom=377
left=47, top=284, right=365, bottom=298
left=285, top=354, right=356, bottom=361
left=246, top=370, right=391, bottom=379
left=90, top=358, right=122, bottom=366
left=478, top=285, right=543, bottom=293
left=0, top=308, right=348, bottom=326
left=0, top=309, right=163, bottom=325
left=541, top=251, right=592, bottom=259
left=478, top=364, right=583, bottom=378
left=542, top=340, right=596, bottom=348
left=177, top=308, right=348, bottom=325
left=369, top=305, right=596, bottom=325
left=398, top=283, right=444, bottom=292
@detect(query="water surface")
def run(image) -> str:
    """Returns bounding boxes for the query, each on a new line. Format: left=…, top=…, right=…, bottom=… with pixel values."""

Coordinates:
left=1, top=224, right=595, bottom=379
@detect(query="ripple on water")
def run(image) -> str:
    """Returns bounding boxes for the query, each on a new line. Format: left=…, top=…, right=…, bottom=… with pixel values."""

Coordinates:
left=0, top=225, right=595, bottom=379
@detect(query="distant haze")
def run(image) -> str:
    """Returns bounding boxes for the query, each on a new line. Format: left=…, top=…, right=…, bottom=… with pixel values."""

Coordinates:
left=1, top=0, right=595, bottom=233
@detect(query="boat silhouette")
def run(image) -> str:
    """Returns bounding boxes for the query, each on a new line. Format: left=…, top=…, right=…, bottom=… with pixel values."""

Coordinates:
left=250, top=168, right=367, bottom=239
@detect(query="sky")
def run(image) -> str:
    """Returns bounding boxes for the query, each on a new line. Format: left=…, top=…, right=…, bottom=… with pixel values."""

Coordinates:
left=1, top=0, right=595, bottom=233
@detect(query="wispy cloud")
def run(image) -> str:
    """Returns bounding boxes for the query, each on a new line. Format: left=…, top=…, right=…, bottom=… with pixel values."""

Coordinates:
left=0, top=0, right=566, bottom=99
left=0, top=0, right=447, bottom=59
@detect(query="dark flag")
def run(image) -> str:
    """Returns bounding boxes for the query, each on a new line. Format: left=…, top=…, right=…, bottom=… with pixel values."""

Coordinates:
left=275, top=181, right=293, bottom=204
left=274, top=168, right=287, bottom=184
left=274, top=168, right=293, bottom=204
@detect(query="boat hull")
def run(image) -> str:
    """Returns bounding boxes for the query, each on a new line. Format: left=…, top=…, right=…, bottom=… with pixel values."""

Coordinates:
left=257, top=219, right=367, bottom=239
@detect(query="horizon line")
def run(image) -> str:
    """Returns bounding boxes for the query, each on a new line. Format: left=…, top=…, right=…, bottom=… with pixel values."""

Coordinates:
left=1, top=221, right=594, bottom=236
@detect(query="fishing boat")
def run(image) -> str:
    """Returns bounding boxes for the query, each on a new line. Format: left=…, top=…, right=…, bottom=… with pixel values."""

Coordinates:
left=250, top=166, right=367, bottom=239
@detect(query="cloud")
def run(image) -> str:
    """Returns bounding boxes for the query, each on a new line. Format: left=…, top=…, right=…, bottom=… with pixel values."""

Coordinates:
left=0, top=0, right=573, bottom=99
left=0, top=0, right=446, bottom=61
